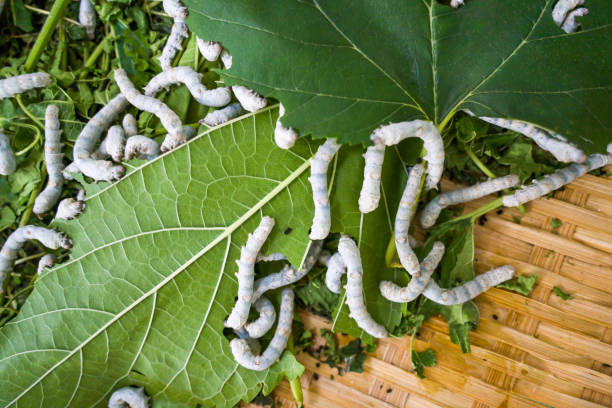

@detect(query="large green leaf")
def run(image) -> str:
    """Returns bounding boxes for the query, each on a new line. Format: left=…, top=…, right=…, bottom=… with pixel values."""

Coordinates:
left=186, top=0, right=612, bottom=152
left=0, top=107, right=314, bottom=407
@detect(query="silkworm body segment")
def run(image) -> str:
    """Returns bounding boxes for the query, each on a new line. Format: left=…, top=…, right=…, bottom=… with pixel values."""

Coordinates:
left=124, top=135, right=160, bottom=161
left=324, top=252, right=346, bottom=294
left=196, top=38, right=222, bottom=61
left=395, top=164, right=424, bottom=276
left=274, top=104, right=299, bottom=150
left=33, top=105, right=64, bottom=216
left=244, top=296, right=276, bottom=338
left=0, top=72, right=51, bottom=100
left=309, top=139, right=341, bottom=240
left=201, top=103, right=244, bottom=127
left=358, top=144, right=385, bottom=213
left=108, top=386, right=150, bottom=408
left=0, top=131, right=16, bottom=175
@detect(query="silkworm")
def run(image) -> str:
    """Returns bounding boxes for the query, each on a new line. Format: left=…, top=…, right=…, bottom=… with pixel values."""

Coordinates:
left=61, top=162, right=80, bottom=181
left=338, top=235, right=388, bottom=338
left=502, top=153, right=611, bottom=207
left=420, top=175, right=520, bottom=229
left=552, top=0, right=585, bottom=26
left=244, top=296, right=276, bottom=338
left=232, top=85, right=268, bottom=113
left=225, top=216, right=275, bottom=330
left=0, top=226, right=72, bottom=291
left=371, top=121, right=444, bottom=190
left=159, top=0, right=188, bottom=71
left=201, top=103, right=245, bottom=127
left=274, top=104, right=299, bottom=150
left=78, top=0, right=96, bottom=40
left=230, top=288, right=294, bottom=371
left=422, top=265, right=515, bottom=305
left=114, top=69, right=184, bottom=153
left=234, top=328, right=261, bottom=356
left=252, top=240, right=322, bottom=301
left=143, top=66, right=232, bottom=107
left=183, top=125, right=196, bottom=140
left=380, top=241, right=445, bottom=303
left=309, top=139, right=341, bottom=240
left=37, top=254, right=56, bottom=275
left=358, top=144, right=385, bottom=213
left=124, top=135, right=160, bottom=160
left=92, top=125, right=125, bottom=163
left=108, top=386, right=150, bottom=408
left=162, top=0, right=187, bottom=20
left=0, top=72, right=51, bottom=100
left=220, top=49, right=232, bottom=69
left=256, top=252, right=287, bottom=262
left=561, top=7, right=589, bottom=33
left=55, top=198, right=85, bottom=220
left=33, top=105, right=64, bottom=216
left=0, top=130, right=16, bottom=175
left=450, top=0, right=464, bottom=7
left=395, top=164, right=425, bottom=276
left=196, top=38, right=222, bottom=61
left=73, top=94, right=128, bottom=181
left=122, top=113, right=138, bottom=137
left=324, top=252, right=346, bottom=294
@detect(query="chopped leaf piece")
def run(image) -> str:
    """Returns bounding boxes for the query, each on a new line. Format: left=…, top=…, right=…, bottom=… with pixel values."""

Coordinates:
left=411, top=349, right=437, bottom=379
left=550, top=218, right=563, bottom=229
left=553, top=286, right=572, bottom=301
left=497, top=274, right=538, bottom=296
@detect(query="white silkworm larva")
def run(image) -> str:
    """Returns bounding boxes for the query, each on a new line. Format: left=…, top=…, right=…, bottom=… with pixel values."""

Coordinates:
left=371, top=121, right=444, bottom=190
left=420, top=174, right=520, bottom=229
left=309, top=139, right=341, bottom=240
left=220, top=49, right=233, bottom=69
left=61, top=162, right=80, bottom=181
left=159, top=0, right=188, bottom=71
left=196, top=38, right=222, bottom=61
left=473, top=115, right=586, bottom=163
left=162, top=0, right=187, bottom=20
left=143, top=66, right=232, bottom=107
left=450, top=0, right=465, bottom=7
left=256, top=252, right=287, bottom=262
left=0, top=73, right=51, bottom=100
left=78, top=0, right=96, bottom=40
left=225, top=216, right=275, bottom=330
left=0, top=130, right=16, bottom=176
left=92, top=125, right=126, bottom=163
left=232, top=85, right=268, bottom=113
left=183, top=125, right=196, bottom=140
left=561, top=7, right=589, bottom=33
left=358, top=144, right=385, bottom=213
left=230, top=288, right=294, bottom=371
left=339, top=235, right=388, bottom=338
left=244, top=296, right=276, bottom=338
left=124, top=136, right=160, bottom=161
left=252, top=241, right=323, bottom=301
left=552, top=0, right=585, bottom=25
left=274, top=104, right=299, bottom=150
left=114, top=69, right=184, bottom=153
left=55, top=198, right=85, bottom=220
left=0, top=226, right=72, bottom=291
left=108, top=386, right=150, bottom=408
left=37, top=254, right=56, bottom=275
left=74, top=94, right=128, bottom=181
left=122, top=113, right=138, bottom=137
left=201, top=103, right=245, bottom=127
left=380, top=241, right=445, bottom=303
left=395, top=164, right=425, bottom=276
left=503, top=153, right=611, bottom=207
left=33, top=105, right=64, bottom=216
left=423, top=265, right=515, bottom=305
left=234, top=328, right=262, bottom=356
left=324, top=252, right=346, bottom=294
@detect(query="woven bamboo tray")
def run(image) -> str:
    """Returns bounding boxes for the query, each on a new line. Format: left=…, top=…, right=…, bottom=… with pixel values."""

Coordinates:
left=249, top=165, right=612, bottom=408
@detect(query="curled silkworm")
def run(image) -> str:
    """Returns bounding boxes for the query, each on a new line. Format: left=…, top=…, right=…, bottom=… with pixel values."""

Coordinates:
left=0, top=72, right=51, bottom=100
left=74, top=94, right=128, bottom=181
left=423, top=265, right=515, bottom=305
left=37, top=254, right=56, bottom=275
left=225, top=216, right=275, bottom=330
left=196, top=38, right=222, bottom=61
left=230, top=288, right=294, bottom=371
left=0, top=130, right=16, bottom=175
left=159, top=0, right=188, bottom=71
left=421, top=175, right=520, bottom=229
left=309, top=139, right=341, bottom=240
left=55, top=198, right=85, bottom=220
left=122, top=114, right=138, bottom=137
left=252, top=241, right=323, bottom=301
left=162, top=0, right=187, bottom=20
left=561, top=7, right=589, bottom=33
left=0, top=226, right=72, bottom=291
left=114, top=69, right=184, bottom=153
left=33, top=105, right=64, bottom=216
left=256, top=252, right=287, bottom=262
left=232, top=85, right=268, bottom=113
left=78, top=0, right=96, bottom=40
left=143, top=66, right=232, bottom=107
left=108, top=386, right=150, bottom=408
left=92, top=125, right=125, bottom=163
left=358, top=144, right=385, bottom=213
left=244, top=296, right=276, bottom=338
left=274, top=104, right=299, bottom=150
left=503, top=153, right=611, bottom=207
left=201, top=103, right=245, bottom=127
left=220, top=49, right=232, bottom=69
left=324, top=252, right=346, bottom=294
left=339, top=235, right=388, bottom=338
left=380, top=241, right=445, bottom=303
left=124, top=136, right=160, bottom=160
left=371, top=121, right=444, bottom=190
left=395, top=164, right=425, bottom=276
left=552, top=0, right=588, bottom=33
left=234, top=328, right=261, bottom=356
left=450, top=0, right=465, bottom=7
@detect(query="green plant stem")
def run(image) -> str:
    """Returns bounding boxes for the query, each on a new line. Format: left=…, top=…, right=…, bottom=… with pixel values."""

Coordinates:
left=440, top=197, right=503, bottom=228
left=287, top=336, right=304, bottom=408
left=24, top=0, right=71, bottom=71
left=79, top=32, right=112, bottom=79
left=11, top=122, right=41, bottom=156
left=464, top=145, right=496, bottom=179
left=18, top=165, right=47, bottom=228
left=15, top=95, right=44, bottom=129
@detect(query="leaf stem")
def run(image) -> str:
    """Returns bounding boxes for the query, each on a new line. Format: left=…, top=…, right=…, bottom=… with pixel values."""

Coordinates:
left=287, top=336, right=304, bottom=408
left=15, top=95, right=44, bottom=129
left=24, top=0, right=72, bottom=71
left=464, top=144, right=496, bottom=179
left=18, top=165, right=47, bottom=228
left=79, top=32, right=113, bottom=79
